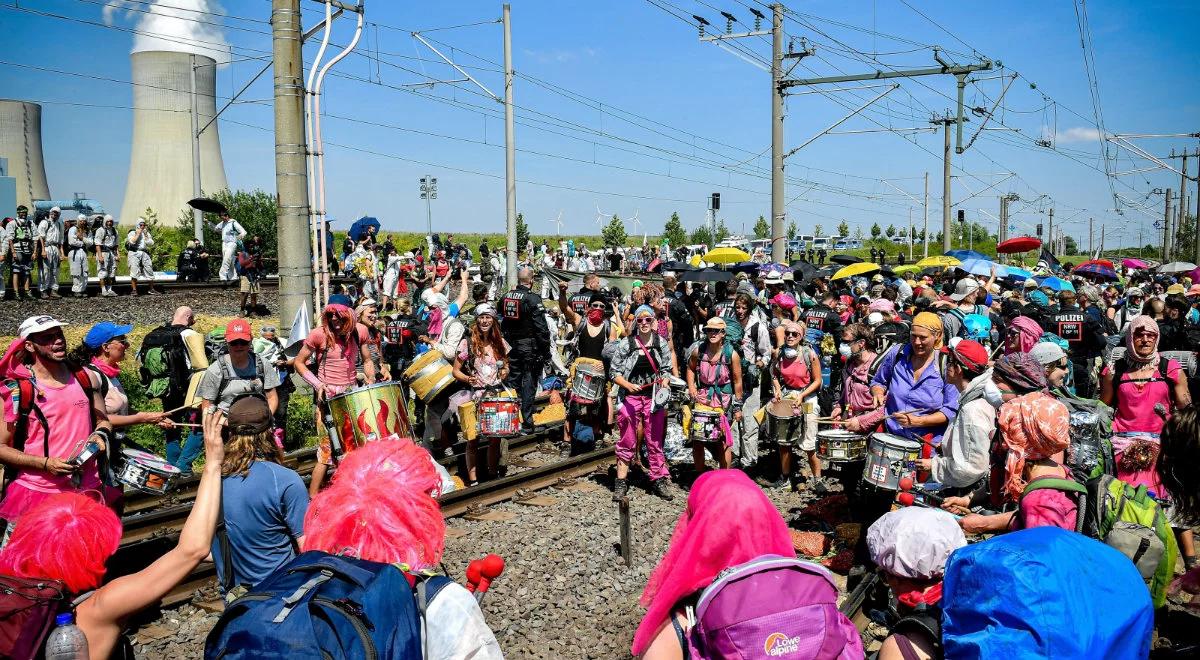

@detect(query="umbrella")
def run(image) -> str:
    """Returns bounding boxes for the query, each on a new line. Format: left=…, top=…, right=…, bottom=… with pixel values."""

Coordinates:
left=793, top=261, right=820, bottom=280
left=830, top=254, right=863, bottom=265
left=831, top=262, right=881, bottom=280
left=187, top=197, right=228, bottom=215
left=1035, top=276, right=1075, bottom=292
left=997, top=236, right=1042, bottom=254
left=1158, top=261, right=1197, bottom=274
left=703, top=247, right=750, bottom=264
left=946, top=249, right=989, bottom=262
left=689, top=254, right=705, bottom=267
left=1003, top=266, right=1033, bottom=281
left=915, top=255, right=961, bottom=268
left=726, top=261, right=761, bottom=274
left=893, top=264, right=922, bottom=275
left=348, top=216, right=381, bottom=242
left=680, top=268, right=733, bottom=283
left=1073, top=263, right=1119, bottom=281
left=1122, top=258, right=1149, bottom=270
left=1076, top=259, right=1115, bottom=270
left=758, top=262, right=789, bottom=276
left=958, top=258, right=1006, bottom=278
left=660, top=260, right=696, bottom=272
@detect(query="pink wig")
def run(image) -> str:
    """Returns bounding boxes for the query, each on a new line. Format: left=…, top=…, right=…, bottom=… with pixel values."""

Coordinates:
left=0, top=493, right=122, bottom=593
left=302, top=440, right=446, bottom=569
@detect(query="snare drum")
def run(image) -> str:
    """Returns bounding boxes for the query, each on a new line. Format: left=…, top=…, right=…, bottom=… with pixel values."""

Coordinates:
left=570, top=357, right=606, bottom=405
left=690, top=406, right=725, bottom=443
left=403, top=350, right=456, bottom=403
left=328, top=382, right=414, bottom=451
left=861, top=433, right=921, bottom=490
left=479, top=393, right=522, bottom=437
left=817, top=430, right=868, bottom=462
left=115, top=448, right=181, bottom=495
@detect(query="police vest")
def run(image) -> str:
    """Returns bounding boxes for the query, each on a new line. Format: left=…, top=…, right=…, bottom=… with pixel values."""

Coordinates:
left=569, top=289, right=595, bottom=316
left=1051, top=309, right=1086, bottom=343
left=384, top=317, right=411, bottom=344
left=712, top=299, right=736, bottom=320
left=802, top=308, right=834, bottom=332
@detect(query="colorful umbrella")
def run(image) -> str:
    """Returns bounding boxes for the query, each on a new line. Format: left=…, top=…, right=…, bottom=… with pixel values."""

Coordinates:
left=1003, top=266, right=1033, bottom=281
left=831, top=262, right=881, bottom=280
left=1158, top=261, right=1197, bottom=274
left=915, top=255, right=961, bottom=268
left=702, top=247, right=751, bottom=264
left=758, top=262, right=789, bottom=276
left=1073, top=263, right=1119, bottom=281
left=946, top=249, right=989, bottom=262
left=997, top=236, right=1042, bottom=254
left=1075, top=259, right=1115, bottom=270
left=958, top=258, right=1006, bottom=278
left=1035, top=276, right=1075, bottom=292
left=1121, top=258, right=1149, bottom=270
left=893, top=264, right=922, bottom=275
left=830, top=254, right=863, bottom=265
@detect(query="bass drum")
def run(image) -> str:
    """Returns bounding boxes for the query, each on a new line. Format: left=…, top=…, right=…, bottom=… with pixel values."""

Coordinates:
left=328, top=382, right=414, bottom=452
left=862, top=433, right=921, bottom=491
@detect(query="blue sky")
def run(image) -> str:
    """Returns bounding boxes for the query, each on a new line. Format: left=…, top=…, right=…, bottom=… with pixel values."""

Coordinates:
left=2, top=0, right=1198, bottom=249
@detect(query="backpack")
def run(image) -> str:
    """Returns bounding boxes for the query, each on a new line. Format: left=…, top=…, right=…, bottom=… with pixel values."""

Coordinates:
left=682, top=555, right=862, bottom=659
left=947, top=305, right=988, bottom=339
left=0, top=575, right=67, bottom=660
left=205, top=329, right=227, bottom=363
left=215, top=353, right=268, bottom=402
left=204, top=551, right=452, bottom=660
left=137, top=324, right=190, bottom=400
left=1053, top=392, right=1116, bottom=483
left=1022, top=474, right=1178, bottom=608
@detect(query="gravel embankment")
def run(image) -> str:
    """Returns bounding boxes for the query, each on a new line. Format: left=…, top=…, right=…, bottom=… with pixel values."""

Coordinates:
left=0, top=288, right=278, bottom=332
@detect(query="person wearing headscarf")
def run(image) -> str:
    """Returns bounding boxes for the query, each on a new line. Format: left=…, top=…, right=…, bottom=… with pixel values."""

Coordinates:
left=1003, top=315, right=1044, bottom=355
left=631, top=470, right=862, bottom=659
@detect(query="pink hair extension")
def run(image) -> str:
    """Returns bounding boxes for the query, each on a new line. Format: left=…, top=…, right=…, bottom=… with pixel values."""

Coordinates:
left=0, top=493, right=122, bottom=593
left=302, top=440, right=446, bottom=569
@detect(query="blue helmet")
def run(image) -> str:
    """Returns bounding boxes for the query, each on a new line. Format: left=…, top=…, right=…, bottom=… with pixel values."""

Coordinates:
left=962, top=313, right=993, bottom=343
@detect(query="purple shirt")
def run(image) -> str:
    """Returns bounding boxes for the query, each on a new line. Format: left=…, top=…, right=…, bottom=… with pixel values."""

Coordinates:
left=870, top=344, right=959, bottom=445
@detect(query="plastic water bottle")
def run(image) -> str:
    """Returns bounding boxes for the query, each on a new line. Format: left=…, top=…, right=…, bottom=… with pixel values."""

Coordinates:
left=45, top=612, right=89, bottom=660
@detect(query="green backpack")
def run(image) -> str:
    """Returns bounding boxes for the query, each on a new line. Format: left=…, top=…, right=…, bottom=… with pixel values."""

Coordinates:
left=136, top=324, right=188, bottom=400
left=1023, top=474, right=1179, bottom=608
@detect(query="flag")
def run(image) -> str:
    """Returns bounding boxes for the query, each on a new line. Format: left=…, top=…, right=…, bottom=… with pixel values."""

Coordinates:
left=1040, top=247, right=1064, bottom=275
left=283, top=304, right=312, bottom=358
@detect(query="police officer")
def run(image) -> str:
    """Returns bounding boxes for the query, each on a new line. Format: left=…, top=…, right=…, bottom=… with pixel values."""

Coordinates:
left=870, top=246, right=878, bottom=263
left=564, top=272, right=603, bottom=317
left=1049, top=289, right=1106, bottom=398
left=8, top=205, right=38, bottom=299
left=801, top=290, right=843, bottom=349
left=500, top=267, right=551, bottom=433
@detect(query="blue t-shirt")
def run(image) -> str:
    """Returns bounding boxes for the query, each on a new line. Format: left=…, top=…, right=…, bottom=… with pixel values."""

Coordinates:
left=211, top=461, right=309, bottom=590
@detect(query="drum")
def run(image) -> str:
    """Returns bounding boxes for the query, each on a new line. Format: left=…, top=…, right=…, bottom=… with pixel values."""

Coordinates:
left=690, top=406, right=725, bottom=443
left=479, top=393, right=522, bottom=437
left=862, top=433, right=922, bottom=490
left=571, top=357, right=606, bottom=405
left=817, top=430, right=868, bottom=462
left=666, top=375, right=689, bottom=409
left=115, top=448, right=181, bottom=495
left=403, top=350, right=455, bottom=403
left=328, top=382, right=414, bottom=451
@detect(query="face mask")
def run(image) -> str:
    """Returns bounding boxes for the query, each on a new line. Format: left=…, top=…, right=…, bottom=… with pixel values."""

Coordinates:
left=783, top=347, right=799, bottom=360
left=838, top=343, right=853, bottom=358
left=586, top=309, right=605, bottom=324
left=982, top=380, right=1004, bottom=408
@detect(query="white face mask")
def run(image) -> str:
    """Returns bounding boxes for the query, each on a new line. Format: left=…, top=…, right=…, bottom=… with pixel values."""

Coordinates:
left=838, top=343, right=853, bottom=358
left=783, top=346, right=799, bottom=360
left=982, top=380, right=1004, bottom=408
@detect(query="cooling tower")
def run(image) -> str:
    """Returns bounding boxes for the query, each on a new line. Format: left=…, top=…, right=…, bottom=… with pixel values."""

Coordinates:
left=0, top=100, right=51, bottom=211
left=119, top=51, right=227, bottom=225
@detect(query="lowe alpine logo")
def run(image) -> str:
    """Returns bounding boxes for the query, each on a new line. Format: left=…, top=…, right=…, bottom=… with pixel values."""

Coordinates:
left=763, top=632, right=802, bottom=656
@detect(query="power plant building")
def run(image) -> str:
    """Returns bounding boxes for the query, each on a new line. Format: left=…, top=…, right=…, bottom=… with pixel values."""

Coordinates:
left=0, top=100, right=51, bottom=211
left=119, top=50, right=227, bottom=225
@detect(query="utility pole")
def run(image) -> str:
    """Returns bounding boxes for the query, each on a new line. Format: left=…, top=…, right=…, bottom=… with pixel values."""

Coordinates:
left=503, top=3, right=517, bottom=289
left=1047, top=207, right=1054, bottom=256
left=1163, top=188, right=1173, bottom=262
left=908, top=207, right=913, bottom=259
left=769, top=3, right=785, bottom=263
left=935, top=115, right=954, bottom=253
left=1170, top=148, right=1200, bottom=264
left=272, top=0, right=313, bottom=332
left=1088, top=217, right=1093, bottom=256
left=1177, top=150, right=1188, bottom=258
left=189, top=54, right=203, bottom=242
left=923, top=172, right=930, bottom=258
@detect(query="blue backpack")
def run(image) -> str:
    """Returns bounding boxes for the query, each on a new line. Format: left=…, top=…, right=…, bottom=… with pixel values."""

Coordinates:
left=204, top=551, right=452, bottom=660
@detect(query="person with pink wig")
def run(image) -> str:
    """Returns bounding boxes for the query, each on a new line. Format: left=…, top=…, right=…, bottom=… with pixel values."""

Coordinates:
left=632, top=470, right=862, bottom=659
left=302, top=440, right=503, bottom=660
left=0, top=405, right=225, bottom=658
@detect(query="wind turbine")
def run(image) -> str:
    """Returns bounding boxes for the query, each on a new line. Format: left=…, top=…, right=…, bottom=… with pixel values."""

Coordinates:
left=629, top=209, right=641, bottom=234
left=595, top=204, right=613, bottom=227
left=548, top=210, right=564, bottom=236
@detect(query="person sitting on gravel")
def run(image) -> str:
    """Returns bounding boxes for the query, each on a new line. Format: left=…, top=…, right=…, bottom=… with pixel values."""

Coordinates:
left=867, top=506, right=967, bottom=660
left=302, top=439, right=502, bottom=660
left=0, top=409, right=224, bottom=659
left=632, top=469, right=862, bottom=659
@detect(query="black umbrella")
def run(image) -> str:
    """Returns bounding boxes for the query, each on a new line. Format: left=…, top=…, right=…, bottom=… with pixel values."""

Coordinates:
left=660, top=260, right=697, bottom=272
left=680, top=268, right=733, bottom=283
left=879, top=267, right=896, bottom=279
left=187, top=197, right=228, bottom=215
left=725, top=261, right=760, bottom=274
left=792, top=261, right=819, bottom=281
left=831, top=254, right=862, bottom=265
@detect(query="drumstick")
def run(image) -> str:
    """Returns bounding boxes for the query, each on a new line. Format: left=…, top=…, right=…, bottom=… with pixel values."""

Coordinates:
left=161, top=402, right=198, bottom=415
left=169, top=422, right=203, bottom=428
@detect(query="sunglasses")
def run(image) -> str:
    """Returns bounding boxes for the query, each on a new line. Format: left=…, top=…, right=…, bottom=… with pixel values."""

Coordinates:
left=1053, top=360, right=1069, bottom=370
left=705, top=328, right=725, bottom=334
left=636, top=317, right=655, bottom=324
left=229, top=339, right=250, bottom=347
left=589, top=303, right=606, bottom=310
left=785, top=331, right=802, bottom=338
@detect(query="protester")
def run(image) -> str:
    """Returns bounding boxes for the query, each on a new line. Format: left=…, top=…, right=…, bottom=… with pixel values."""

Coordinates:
left=125, top=217, right=156, bottom=296
left=35, top=207, right=64, bottom=299
left=686, top=317, right=743, bottom=474
left=450, top=303, right=510, bottom=484
left=915, top=339, right=995, bottom=495
left=765, top=320, right=822, bottom=489
left=66, top=215, right=91, bottom=297
left=7, top=206, right=37, bottom=300
left=93, top=215, right=119, bottom=297
left=213, top=211, right=247, bottom=281
left=68, top=322, right=170, bottom=436
left=612, top=305, right=675, bottom=500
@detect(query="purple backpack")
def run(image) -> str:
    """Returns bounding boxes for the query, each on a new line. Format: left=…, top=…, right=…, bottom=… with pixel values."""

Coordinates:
left=686, top=555, right=864, bottom=660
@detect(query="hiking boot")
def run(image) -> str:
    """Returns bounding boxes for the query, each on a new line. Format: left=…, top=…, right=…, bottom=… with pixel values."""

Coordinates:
left=612, top=478, right=629, bottom=502
left=761, top=476, right=790, bottom=490
left=47, top=292, right=61, bottom=299
left=147, top=289, right=159, bottom=295
left=650, top=479, right=674, bottom=501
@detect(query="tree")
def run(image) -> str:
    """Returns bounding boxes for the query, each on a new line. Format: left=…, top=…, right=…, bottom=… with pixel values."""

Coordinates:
left=814, top=224, right=824, bottom=238
left=515, top=212, right=530, bottom=251
left=663, top=212, right=687, bottom=247
left=690, top=225, right=713, bottom=246
left=787, top=220, right=798, bottom=240
left=854, top=226, right=864, bottom=240
left=602, top=214, right=627, bottom=248
left=1063, top=235, right=1079, bottom=256
left=753, top=215, right=770, bottom=239
left=870, top=223, right=882, bottom=239
left=180, top=188, right=278, bottom=265
left=886, top=224, right=896, bottom=238
left=714, top=219, right=730, bottom=243
left=838, top=220, right=850, bottom=237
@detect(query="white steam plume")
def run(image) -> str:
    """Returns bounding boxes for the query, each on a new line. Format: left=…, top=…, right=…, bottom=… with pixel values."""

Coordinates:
left=103, top=0, right=231, bottom=65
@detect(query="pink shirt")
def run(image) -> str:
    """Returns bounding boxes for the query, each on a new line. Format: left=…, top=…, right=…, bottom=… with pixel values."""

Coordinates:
left=839, top=351, right=877, bottom=413
left=304, top=325, right=369, bottom=386
left=1015, top=475, right=1079, bottom=532
left=1102, top=359, right=1181, bottom=434
left=1, top=376, right=102, bottom=495
left=776, top=350, right=814, bottom=391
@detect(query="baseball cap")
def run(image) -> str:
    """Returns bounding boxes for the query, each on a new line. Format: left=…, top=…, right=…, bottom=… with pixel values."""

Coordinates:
left=328, top=294, right=353, bottom=307
left=941, top=338, right=989, bottom=372
left=1126, top=286, right=1143, bottom=297
left=83, top=322, right=133, bottom=348
left=227, top=395, right=272, bottom=435
left=950, top=278, right=981, bottom=301
left=225, top=319, right=252, bottom=342
left=18, top=315, right=66, bottom=339
left=1029, top=342, right=1067, bottom=366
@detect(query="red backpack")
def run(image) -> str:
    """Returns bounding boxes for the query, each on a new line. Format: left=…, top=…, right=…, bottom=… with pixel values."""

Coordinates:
left=1, top=370, right=96, bottom=498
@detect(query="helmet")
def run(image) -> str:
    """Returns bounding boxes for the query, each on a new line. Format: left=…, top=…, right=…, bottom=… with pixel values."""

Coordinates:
left=962, top=313, right=993, bottom=344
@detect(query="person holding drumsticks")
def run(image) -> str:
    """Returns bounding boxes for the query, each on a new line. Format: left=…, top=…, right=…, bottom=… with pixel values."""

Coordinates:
left=558, top=284, right=620, bottom=452
left=767, top=320, right=824, bottom=490
left=611, top=305, right=676, bottom=501
left=450, top=304, right=510, bottom=485
left=686, top=317, right=744, bottom=476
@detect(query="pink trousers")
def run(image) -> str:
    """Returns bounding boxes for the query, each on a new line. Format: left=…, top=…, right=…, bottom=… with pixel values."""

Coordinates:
left=615, top=394, right=668, bottom=481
